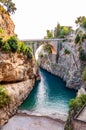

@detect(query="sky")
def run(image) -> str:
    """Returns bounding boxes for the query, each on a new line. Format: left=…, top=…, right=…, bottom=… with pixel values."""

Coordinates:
left=11, top=0, right=86, bottom=39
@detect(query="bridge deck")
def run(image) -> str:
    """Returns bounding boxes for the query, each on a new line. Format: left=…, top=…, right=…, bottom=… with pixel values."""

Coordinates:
left=21, top=38, right=65, bottom=42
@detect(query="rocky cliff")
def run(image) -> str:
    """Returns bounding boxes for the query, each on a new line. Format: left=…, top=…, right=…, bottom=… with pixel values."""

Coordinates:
left=0, top=5, right=15, bottom=38
left=0, top=5, right=40, bottom=126
left=38, top=42, right=82, bottom=90
left=0, top=52, right=39, bottom=126
left=0, top=52, right=38, bottom=82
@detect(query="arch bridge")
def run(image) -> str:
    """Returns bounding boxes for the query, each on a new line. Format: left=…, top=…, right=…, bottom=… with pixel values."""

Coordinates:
left=22, top=38, right=65, bottom=62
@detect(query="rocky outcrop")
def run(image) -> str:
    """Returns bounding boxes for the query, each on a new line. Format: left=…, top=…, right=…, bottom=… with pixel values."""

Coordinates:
left=0, top=52, right=40, bottom=126
left=39, top=42, right=82, bottom=90
left=0, top=5, right=15, bottom=37
left=0, top=52, right=38, bottom=82
left=0, top=79, right=35, bottom=126
left=0, top=5, right=40, bottom=126
left=78, top=82, right=86, bottom=96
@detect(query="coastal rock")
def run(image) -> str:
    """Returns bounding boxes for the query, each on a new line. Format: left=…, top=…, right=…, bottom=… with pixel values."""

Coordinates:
left=0, top=52, right=39, bottom=82
left=77, top=81, right=86, bottom=96
left=0, top=79, right=35, bottom=126
left=0, top=5, right=15, bottom=37
left=39, top=42, right=82, bottom=90
left=0, top=52, right=40, bottom=126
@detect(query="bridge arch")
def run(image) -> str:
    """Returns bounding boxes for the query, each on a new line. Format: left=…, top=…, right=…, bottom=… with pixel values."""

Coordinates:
left=22, top=38, right=65, bottom=62
left=35, top=42, right=57, bottom=61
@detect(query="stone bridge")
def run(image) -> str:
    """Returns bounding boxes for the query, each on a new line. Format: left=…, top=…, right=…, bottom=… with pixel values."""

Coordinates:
left=22, top=38, right=65, bottom=56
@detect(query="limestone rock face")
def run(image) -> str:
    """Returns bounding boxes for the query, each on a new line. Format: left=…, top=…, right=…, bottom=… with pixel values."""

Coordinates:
left=78, top=82, right=86, bottom=96
left=0, top=5, right=15, bottom=37
left=0, top=52, right=38, bottom=82
left=39, top=42, right=82, bottom=90
left=0, top=52, right=40, bottom=126
left=0, top=79, right=35, bottom=126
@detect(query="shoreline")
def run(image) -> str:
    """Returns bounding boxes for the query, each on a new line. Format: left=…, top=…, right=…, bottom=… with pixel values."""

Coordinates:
left=1, top=112, right=65, bottom=130
left=17, top=109, right=67, bottom=122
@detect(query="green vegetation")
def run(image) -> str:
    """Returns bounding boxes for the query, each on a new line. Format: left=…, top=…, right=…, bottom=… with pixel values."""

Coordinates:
left=79, top=48, right=86, bottom=61
left=75, top=16, right=86, bottom=26
left=45, top=30, right=53, bottom=39
left=82, top=19, right=86, bottom=29
left=0, top=36, right=33, bottom=58
left=0, top=0, right=16, bottom=14
left=24, top=46, right=32, bottom=58
left=45, top=23, right=74, bottom=39
left=65, top=94, right=86, bottom=130
left=43, top=44, right=52, bottom=54
left=69, top=94, right=86, bottom=115
left=81, top=33, right=86, bottom=42
left=0, top=28, right=4, bottom=33
left=75, top=16, right=86, bottom=29
left=60, top=26, right=69, bottom=37
left=74, top=34, right=81, bottom=44
left=74, top=32, right=86, bottom=44
left=64, top=49, right=70, bottom=54
left=82, top=67, right=86, bottom=81
left=7, top=36, right=18, bottom=52
left=0, top=85, right=10, bottom=108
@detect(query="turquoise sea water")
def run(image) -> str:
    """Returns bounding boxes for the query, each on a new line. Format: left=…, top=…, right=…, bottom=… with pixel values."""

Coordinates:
left=20, top=68, right=76, bottom=115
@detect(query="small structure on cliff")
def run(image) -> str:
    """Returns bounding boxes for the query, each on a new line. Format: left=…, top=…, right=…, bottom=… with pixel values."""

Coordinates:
left=73, top=103, right=86, bottom=130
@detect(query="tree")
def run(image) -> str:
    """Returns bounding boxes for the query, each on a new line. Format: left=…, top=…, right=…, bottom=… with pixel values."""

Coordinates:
left=54, top=23, right=61, bottom=38
left=75, top=16, right=86, bottom=27
left=0, top=0, right=16, bottom=14
left=45, top=30, right=53, bottom=39
left=60, top=26, right=69, bottom=36
left=82, top=18, right=86, bottom=29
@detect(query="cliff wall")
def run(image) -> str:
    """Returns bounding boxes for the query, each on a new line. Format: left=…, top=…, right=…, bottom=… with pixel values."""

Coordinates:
left=39, top=42, right=82, bottom=90
left=0, top=5, right=15, bottom=37
left=0, top=52, right=39, bottom=126
left=0, top=5, right=40, bottom=126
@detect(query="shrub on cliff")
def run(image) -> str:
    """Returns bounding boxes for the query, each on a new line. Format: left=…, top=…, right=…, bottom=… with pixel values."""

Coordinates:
left=7, top=36, right=18, bottom=52
left=82, top=67, right=86, bottom=81
left=0, top=38, right=3, bottom=47
left=17, top=41, right=32, bottom=58
left=0, top=38, right=11, bottom=52
left=1, top=42, right=11, bottom=52
left=0, top=85, right=10, bottom=108
left=79, top=49, right=86, bottom=61
left=64, top=49, right=70, bottom=54
left=82, top=19, right=86, bottom=29
left=43, top=44, right=52, bottom=54
left=24, top=46, right=32, bottom=58
left=17, top=41, right=26, bottom=53
left=74, top=34, right=81, bottom=44
left=0, top=36, right=33, bottom=58
left=69, top=94, right=86, bottom=113
left=65, top=94, right=86, bottom=130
